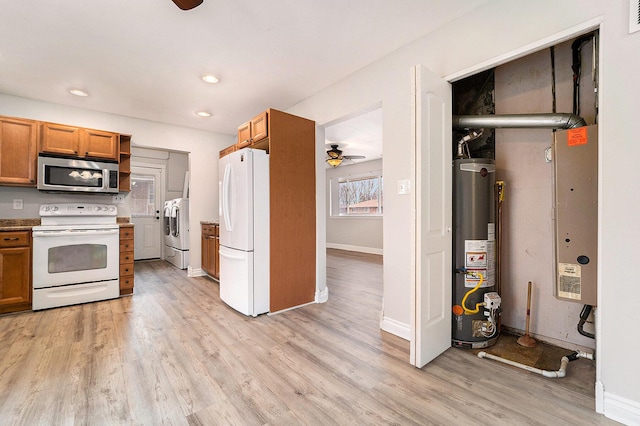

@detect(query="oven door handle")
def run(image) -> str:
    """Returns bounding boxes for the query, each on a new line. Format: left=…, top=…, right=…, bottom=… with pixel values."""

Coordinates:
left=33, top=229, right=120, bottom=237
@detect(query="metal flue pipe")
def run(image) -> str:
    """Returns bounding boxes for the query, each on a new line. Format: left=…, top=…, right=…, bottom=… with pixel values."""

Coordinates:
left=452, top=113, right=586, bottom=130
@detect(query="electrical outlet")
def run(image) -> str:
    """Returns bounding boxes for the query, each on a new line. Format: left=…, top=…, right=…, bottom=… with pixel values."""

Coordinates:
left=112, top=194, right=125, bottom=204
left=13, top=199, right=23, bottom=210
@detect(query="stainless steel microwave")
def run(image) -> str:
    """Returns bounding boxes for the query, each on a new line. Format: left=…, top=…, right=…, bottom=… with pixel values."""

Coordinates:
left=37, top=155, right=119, bottom=193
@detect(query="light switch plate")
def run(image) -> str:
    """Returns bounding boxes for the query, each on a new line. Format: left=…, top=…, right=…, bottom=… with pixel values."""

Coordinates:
left=397, top=179, right=410, bottom=195
left=13, top=199, right=23, bottom=209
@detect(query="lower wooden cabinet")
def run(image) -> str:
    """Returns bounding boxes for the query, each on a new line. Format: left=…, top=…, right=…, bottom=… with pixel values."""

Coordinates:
left=0, top=230, right=31, bottom=314
left=201, top=223, right=219, bottom=280
left=119, top=226, right=134, bottom=295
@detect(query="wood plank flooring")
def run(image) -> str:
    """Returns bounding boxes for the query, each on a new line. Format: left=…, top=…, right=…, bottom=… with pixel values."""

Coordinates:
left=0, top=249, right=616, bottom=425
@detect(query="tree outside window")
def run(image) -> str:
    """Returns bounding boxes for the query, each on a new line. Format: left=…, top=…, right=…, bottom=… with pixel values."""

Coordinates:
left=333, top=174, right=383, bottom=216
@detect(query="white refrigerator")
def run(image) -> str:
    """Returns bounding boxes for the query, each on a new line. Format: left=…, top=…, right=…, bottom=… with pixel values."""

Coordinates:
left=218, top=148, right=270, bottom=316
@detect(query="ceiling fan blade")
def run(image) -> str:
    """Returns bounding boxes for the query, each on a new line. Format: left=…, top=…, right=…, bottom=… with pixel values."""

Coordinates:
left=344, top=155, right=366, bottom=159
left=172, top=0, right=203, bottom=10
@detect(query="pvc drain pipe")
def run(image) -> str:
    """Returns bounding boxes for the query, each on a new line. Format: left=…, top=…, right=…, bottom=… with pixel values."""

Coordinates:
left=477, top=351, right=569, bottom=378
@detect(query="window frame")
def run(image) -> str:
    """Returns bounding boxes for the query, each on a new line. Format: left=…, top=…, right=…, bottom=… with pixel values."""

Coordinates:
left=329, top=171, right=383, bottom=218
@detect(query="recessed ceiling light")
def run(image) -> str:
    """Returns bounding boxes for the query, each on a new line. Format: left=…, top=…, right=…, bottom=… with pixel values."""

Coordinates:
left=69, top=89, right=89, bottom=97
left=201, top=74, right=219, bottom=84
left=196, top=111, right=212, bottom=117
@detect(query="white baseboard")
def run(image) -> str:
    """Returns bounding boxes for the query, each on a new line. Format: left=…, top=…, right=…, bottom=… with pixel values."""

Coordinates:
left=603, top=391, right=640, bottom=425
left=315, top=286, right=329, bottom=303
left=188, top=267, right=206, bottom=278
left=326, top=243, right=383, bottom=255
left=380, top=315, right=410, bottom=341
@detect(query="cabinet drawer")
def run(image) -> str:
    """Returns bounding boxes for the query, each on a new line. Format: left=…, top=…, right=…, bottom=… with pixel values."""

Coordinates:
left=120, top=251, right=134, bottom=264
left=120, top=240, right=134, bottom=252
left=0, top=231, right=30, bottom=248
left=202, top=224, right=218, bottom=236
left=120, top=227, right=134, bottom=240
left=120, top=264, right=134, bottom=276
left=120, top=276, right=134, bottom=288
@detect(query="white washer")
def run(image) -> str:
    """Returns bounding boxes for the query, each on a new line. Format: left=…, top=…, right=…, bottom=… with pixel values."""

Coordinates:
left=164, top=198, right=190, bottom=269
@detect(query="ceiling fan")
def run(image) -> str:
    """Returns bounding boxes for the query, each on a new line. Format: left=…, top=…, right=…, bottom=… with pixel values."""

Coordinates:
left=326, top=144, right=365, bottom=167
left=172, top=0, right=203, bottom=10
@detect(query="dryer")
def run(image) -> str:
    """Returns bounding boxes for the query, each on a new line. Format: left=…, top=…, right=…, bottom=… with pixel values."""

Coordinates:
left=164, top=198, right=190, bottom=269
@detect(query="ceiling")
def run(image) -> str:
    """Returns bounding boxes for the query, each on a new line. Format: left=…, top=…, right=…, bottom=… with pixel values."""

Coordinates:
left=324, top=107, right=383, bottom=166
left=0, top=0, right=488, bottom=140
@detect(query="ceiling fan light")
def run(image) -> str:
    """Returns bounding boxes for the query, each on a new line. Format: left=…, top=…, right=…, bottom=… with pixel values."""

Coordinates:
left=327, top=158, right=343, bottom=167
left=327, top=144, right=342, bottom=158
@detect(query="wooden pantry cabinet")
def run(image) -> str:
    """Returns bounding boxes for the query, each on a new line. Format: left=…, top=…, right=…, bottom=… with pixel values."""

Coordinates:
left=0, top=116, right=38, bottom=186
left=40, top=122, right=119, bottom=161
left=220, top=109, right=316, bottom=313
left=201, top=223, right=219, bottom=280
left=119, top=226, right=135, bottom=295
left=0, top=230, right=32, bottom=314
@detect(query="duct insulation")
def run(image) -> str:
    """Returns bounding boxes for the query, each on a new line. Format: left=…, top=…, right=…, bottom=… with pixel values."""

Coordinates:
left=452, top=113, right=586, bottom=130
left=452, top=158, right=498, bottom=348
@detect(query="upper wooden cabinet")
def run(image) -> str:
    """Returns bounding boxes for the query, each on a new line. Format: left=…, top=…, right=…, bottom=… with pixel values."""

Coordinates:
left=0, top=116, right=38, bottom=186
left=40, top=122, right=119, bottom=161
left=237, top=111, right=268, bottom=148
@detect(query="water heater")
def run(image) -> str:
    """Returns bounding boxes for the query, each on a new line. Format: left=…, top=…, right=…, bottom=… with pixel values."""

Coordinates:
left=452, top=158, right=499, bottom=348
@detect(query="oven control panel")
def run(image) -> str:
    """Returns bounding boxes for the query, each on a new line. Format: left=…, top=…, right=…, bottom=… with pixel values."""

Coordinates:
left=39, top=203, right=118, bottom=216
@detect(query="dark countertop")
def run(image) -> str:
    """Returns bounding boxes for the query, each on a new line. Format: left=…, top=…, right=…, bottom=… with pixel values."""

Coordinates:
left=200, top=221, right=219, bottom=225
left=0, top=219, right=39, bottom=231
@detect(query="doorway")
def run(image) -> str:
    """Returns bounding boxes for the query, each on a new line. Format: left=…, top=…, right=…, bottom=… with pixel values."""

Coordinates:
left=130, top=164, right=165, bottom=260
left=323, top=106, right=384, bottom=255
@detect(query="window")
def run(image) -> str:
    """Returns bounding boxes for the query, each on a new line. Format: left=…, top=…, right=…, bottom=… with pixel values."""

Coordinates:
left=330, top=172, right=383, bottom=216
left=130, top=174, right=156, bottom=217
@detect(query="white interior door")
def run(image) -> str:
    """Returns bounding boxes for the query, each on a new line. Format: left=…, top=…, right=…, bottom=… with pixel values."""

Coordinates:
left=131, top=165, right=164, bottom=260
left=410, top=65, right=453, bottom=368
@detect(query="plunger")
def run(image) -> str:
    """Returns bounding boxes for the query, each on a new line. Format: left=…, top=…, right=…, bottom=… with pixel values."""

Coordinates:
left=517, top=281, right=538, bottom=348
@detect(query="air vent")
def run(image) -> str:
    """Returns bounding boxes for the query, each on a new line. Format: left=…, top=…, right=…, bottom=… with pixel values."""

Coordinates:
left=631, top=0, right=640, bottom=33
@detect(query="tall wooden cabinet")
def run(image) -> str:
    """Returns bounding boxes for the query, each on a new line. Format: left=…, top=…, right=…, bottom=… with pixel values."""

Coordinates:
left=0, top=117, right=38, bottom=186
left=0, top=230, right=31, bottom=314
left=221, top=109, right=316, bottom=313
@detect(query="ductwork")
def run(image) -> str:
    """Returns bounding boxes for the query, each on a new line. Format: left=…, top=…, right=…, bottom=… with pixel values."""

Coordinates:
left=452, top=113, right=586, bottom=130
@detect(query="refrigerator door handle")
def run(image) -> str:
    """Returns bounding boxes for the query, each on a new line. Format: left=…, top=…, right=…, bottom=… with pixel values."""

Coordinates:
left=219, top=246, right=245, bottom=260
left=222, top=163, right=233, bottom=232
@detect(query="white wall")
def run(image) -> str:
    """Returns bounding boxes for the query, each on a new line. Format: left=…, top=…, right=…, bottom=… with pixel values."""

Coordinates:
left=288, top=0, right=640, bottom=422
left=0, top=93, right=234, bottom=274
left=325, top=159, right=383, bottom=254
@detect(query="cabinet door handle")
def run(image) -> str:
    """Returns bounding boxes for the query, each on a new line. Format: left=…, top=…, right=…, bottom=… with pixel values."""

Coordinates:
left=3, top=237, right=20, bottom=241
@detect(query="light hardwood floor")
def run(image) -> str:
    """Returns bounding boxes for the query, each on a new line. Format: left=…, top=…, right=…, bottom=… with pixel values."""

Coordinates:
left=0, top=249, right=616, bottom=425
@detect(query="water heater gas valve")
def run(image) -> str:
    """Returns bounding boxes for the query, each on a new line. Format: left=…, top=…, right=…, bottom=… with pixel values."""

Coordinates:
left=484, top=292, right=502, bottom=309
